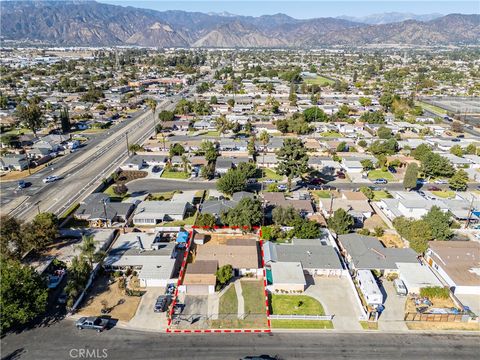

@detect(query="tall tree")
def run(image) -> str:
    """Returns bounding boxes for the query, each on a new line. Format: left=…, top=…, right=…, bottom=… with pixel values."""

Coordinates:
left=215, top=115, right=231, bottom=137
left=23, top=212, right=59, bottom=253
left=221, top=198, right=262, bottom=230
left=277, top=138, right=309, bottom=190
left=448, top=169, right=468, bottom=192
left=403, top=163, right=419, bottom=190
left=259, top=130, right=270, bottom=169
left=216, top=168, right=247, bottom=196
left=423, top=206, right=453, bottom=241
left=0, top=259, right=48, bottom=332
left=76, top=235, right=106, bottom=269
left=327, top=208, right=354, bottom=235
left=59, top=106, right=71, bottom=133
left=0, top=215, right=24, bottom=259
left=16, top=102, right=43, bottom=136
left=146, top=98, right=157, bottom=134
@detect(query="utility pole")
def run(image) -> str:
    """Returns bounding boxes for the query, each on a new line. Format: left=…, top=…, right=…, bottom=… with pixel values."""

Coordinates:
left=102, top=199, right=109, bottom=228
left=23, top=146, right=31, bottom=175
left=465, top=195, right=475, bottom=229
left=125, top=131, right=130, bottom=157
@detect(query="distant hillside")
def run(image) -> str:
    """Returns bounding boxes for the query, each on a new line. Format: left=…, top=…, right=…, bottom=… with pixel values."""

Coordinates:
left=1, top=1, right=478, bottom=47
left=337, top=12, right=444, bottom=25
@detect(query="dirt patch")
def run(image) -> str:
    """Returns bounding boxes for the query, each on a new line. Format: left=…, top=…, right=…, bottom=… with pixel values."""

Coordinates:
left=405, top=295, right=456, bottom=314
left=116, top=170, right=147, bottom=184
left=363, top=215, right=387, bottom=231
left=77, top=274, right=142, bottom=322
left=380, top=233, right=404, bottom=248
left=406, top=322, right=480, bottom=331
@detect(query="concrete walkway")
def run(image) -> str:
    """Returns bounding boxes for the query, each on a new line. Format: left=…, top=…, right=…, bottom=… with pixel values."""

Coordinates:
left=234, top=281, right=245, bottom=319
left=207, top=293, right=220, bottom=320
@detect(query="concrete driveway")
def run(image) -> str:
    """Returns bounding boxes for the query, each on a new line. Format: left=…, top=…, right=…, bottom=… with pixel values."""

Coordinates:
left=128, top=287, right=169, bottom=331
left=305, top=276, right=363, bottom=331
left=378, top=281, right=408, bottom=331
left=173, top=294, right=209, bottom=329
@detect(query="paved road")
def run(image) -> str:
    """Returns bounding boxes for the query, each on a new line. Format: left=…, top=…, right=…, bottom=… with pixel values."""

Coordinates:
left=1, top=320, right=477, bottom=360
left=0, top=98, right=179, bottom=221
left=127, top=178, right=479, bottom=194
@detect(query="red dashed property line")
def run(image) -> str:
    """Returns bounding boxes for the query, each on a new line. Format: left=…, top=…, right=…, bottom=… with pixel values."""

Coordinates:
left=167, top=231, right=193, bottom=330
left=167, top=230, right=271, bottom=334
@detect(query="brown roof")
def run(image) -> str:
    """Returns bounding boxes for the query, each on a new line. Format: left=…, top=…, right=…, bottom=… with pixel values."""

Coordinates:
left=186, top=260, right=218, bottom=274
left=341, top=191, right=368, bottom=201
left=319, top=198, right=373, bottom=213
left=429, top=241, right=480, bottom=287
left=195, top=240, right=260, bottom=269
left=263, top=192, right=314, bottom=213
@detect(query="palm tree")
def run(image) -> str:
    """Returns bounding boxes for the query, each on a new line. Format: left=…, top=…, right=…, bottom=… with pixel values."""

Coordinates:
left=155, top=123, right=166, bottom=151
left=259, top=130, right=270, bottom=168
left=215, top=115, right=231, bottom=137
left=146, top=98, right=157, bottom=134
left=181, top=155, right=190, bottom=174
left=76, top=235, right=106, bottom=269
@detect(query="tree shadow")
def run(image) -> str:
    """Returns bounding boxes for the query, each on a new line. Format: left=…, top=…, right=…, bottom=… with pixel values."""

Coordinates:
left=1, top=348, right=26, bottom=360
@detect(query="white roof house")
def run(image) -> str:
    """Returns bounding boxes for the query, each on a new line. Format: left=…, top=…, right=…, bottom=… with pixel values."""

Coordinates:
left=270, top=262, right=306, bottom=292
left=132, top=201, right=188, bottom=225
left=396, top=262, right=443, bottom=294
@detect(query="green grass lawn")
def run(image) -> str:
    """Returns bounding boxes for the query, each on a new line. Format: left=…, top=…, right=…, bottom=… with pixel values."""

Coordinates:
left=372, top=190, right=391, bottom=201
left=415, top=101, right=448, bottom=115
left=161, top=171, right=189, bottom=179
left=195, top=130, right=220, bottom=137
left=368, top=170, right=395, bottom=181
left=311, top=190, right=332, bottom=199
left=147, top=191, right=176, bottom=201
left=271, top=295, right=325, bottom=316
left=260, top=168, right=284, bottom=181
left=218, top=285, right=238, bottom=315
left=104, top=185, right=130, bottom=201
left=305, top=76, right=335, bottom=86
left=359, top=321, right=379, bottom=330
left=319, top=131, right=342, bottom=138
left=431, top=190, right=455, bottom=198
left=271, top=319, right=333, bottom=329
left=210, top=281, right=268, bottom=329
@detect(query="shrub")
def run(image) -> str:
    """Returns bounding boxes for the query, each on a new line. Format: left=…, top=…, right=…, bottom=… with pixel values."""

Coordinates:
left=420, top=286, right=450, bottom=299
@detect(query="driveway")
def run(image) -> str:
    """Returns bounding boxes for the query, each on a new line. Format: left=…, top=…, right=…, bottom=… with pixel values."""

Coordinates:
left=456, top=294, right=480, bottom=317
left=305, top=276, right=363, bottom=331
left=378, top=281, right=408, bottom=331
left=128, top=287, right=169, bottom=331
left=173, top=294, right=209, bottom=329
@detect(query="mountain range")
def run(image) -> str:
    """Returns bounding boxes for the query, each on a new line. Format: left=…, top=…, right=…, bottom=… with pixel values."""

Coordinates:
left=337, top=12, right=444, bottom=25
left=1, top=1, right=478, bottom=47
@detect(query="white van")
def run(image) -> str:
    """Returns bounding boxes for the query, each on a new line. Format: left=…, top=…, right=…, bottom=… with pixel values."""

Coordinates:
left=393, top=279, right=407, bottom=296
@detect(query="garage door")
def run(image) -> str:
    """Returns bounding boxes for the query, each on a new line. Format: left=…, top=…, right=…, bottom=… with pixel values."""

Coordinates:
left=186, top=285, right=210, bottom=295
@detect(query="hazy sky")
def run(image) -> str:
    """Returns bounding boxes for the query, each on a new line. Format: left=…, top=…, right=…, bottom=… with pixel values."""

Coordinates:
left=100, top=1, right=479, bottom=19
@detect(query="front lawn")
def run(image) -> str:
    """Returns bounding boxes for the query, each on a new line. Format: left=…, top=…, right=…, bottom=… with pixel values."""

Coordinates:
left=319, top=131, right=342, bottom=138
left=271, top=295, right=325, bottom=316
left=311, top=190, right=332, bottom=199
left=372, top=190, right=391, bottom=201
left=305, top=76, right=335, bottom=86
left=147, top=191, right=177, bottom=201
left=368, top=170, right=395, bottom=181
left=218, top=284, right=238, bottom=315
left=104, top=185, right=130, bottom=201
left=271, top=319, right=333, bottom=329
left=359, top=321, right=378, bottom=330
left=260, top=168, right=284, bottom=181
left=161, top=171, right=189, bottom=179
left=242, top=281, right=266, bottom=315
left=431, top=190, right=455, bottom=199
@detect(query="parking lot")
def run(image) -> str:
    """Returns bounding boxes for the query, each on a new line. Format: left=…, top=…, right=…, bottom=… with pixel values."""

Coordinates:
left=378, top=281, right=408, bottom=331
left=128, top=287, right=169, bottom=331
left=305, top=276, right=363, bottom=331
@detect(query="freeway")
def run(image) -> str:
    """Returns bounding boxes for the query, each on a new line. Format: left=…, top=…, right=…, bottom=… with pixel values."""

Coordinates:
left=0, top=320, right=477, bottom=360
left=0, top=97, right=179, bottom=221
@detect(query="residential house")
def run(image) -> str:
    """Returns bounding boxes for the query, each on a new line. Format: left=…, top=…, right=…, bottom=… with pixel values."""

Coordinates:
left=75, top=193, right=134, bottom=227
left=425, top=241, right=480, bottom=295
left=0, top=154, right=29, bottom=171
left=132, top=201, right=188, bottom=225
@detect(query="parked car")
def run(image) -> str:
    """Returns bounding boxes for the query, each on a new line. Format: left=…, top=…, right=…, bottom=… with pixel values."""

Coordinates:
left=153, top=295, right=172, bottom=313
left=47, top=269, right=66, bottom=289
left=388, top=166, right=397, bottom=173
left=427, top=186, right=441, bottom=191
left=416, top=179, right=428, bottom=185
left=75, top=317, right=109, bottom=332
left=57, top=292, right=67, bottom=304
left=434, top=179, right=448, bottom=184
left=43, top=175, right=59, bottom=183
left=246, top=178, right=258, bottom=184
left=277, top=184, right=288, bottom=191
left=393, top=279, right=408, bottom=296
left=336, top=172, right=346, bottom=179
left=17, top=180, right=27, bottom=189
left=373, top=178, right=388, bottom=184
left=263, top=179, right=277, bottom=184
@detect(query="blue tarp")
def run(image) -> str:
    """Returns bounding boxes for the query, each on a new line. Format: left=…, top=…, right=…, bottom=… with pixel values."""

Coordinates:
left=176, top=231, right=189, bottom=243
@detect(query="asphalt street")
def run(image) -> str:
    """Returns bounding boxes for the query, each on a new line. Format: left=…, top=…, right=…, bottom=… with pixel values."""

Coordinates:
left=126, top=178, right=479, bottom=194
left=1, top=319, right=478, bottom=360
left=0, top=97, right=180, bottom=221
